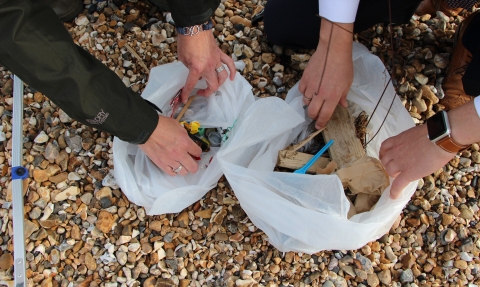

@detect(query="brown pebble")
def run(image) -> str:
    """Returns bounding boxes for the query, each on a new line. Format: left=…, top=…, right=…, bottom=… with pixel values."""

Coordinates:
left=96, top=210, right=114, bottom=233
left=195, top=209, right=212, bottom=219
left=0, top=253, right=13, bottom=270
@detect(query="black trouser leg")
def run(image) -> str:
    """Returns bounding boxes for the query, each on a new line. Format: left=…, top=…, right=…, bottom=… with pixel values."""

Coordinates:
left=264, top=0, right=422, bottom=49
left=0, top=0, right=158, bottom=144
left=462, top=12, right=480, bottom=96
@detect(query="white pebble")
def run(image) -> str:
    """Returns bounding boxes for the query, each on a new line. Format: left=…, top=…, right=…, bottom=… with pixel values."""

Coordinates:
left=34, top=131, right=49, bottom=143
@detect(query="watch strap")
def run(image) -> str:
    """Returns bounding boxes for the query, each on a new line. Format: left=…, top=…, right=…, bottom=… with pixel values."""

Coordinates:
left=176, top=20, right=213, bottom=36
left=435, top=135, right=470, bottom=153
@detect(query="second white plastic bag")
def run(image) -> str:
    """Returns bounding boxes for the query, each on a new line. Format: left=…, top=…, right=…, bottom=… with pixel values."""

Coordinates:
left=217, top=43, right=419, bottom=253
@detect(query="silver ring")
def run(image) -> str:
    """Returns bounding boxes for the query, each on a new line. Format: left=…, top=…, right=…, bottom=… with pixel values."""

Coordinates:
left=303, top=95, right=312, bottom=101
left=215, top=65, right=225, bottom=74
left=172, top=164, right=183, bottom=173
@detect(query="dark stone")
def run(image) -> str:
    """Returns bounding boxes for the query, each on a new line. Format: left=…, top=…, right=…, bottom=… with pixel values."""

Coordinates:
left=165, top=259, right=177, bottom=271
left=175, top=247, right=186, bottom=258
left=163, top=232, right=174, bottom=243
left=125, top=6, right=134, bottom=14
left=123, top=22, right=137, bottom=31
left=226, top=222, right=237, bottom=234
left=407, top=204, right=419, bottom=211
left=100, top=197, right=112, bottom=209
left=233, top=24, right=244, bottom=32
left=417, top=275, right=426, bottom=281
left=88, top=4, right=97, bottom=14
left=472, top=176, right=478, bottom=188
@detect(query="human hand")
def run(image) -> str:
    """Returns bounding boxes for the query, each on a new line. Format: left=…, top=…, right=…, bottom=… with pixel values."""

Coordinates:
left=139, top=116, right=202, bottom=176
left=379, top=125, right=455, bottom=199
left=299, top=19, right=354, bottom=129
left=177, top=30, right=236, bottom=103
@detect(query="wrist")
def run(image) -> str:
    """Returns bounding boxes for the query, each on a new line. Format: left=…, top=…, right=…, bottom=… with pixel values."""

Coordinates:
left=318, top=19, right=353, bottom=50
left=176, top=19, right=213, bottom=36
left=448, top=101, right=480, bottom=146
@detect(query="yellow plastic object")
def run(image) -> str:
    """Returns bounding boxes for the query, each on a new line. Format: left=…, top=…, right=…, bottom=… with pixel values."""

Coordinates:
left=190, top=121, right=200, bottom=134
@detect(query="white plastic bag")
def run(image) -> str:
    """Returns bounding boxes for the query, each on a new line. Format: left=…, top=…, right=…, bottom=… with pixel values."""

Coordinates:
left=217, top=43, right=419, bottom=253
left=113, top=62, right=254, bottom=215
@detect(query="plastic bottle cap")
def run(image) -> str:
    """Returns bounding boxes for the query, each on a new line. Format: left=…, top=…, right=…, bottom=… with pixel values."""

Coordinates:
left=208, top=132, right=222, bottom=147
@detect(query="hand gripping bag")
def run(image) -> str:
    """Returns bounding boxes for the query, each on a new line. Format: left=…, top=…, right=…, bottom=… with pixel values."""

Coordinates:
left=113, top=62, right=254, bottom=215
left=217, top=43, right=419, bottom=253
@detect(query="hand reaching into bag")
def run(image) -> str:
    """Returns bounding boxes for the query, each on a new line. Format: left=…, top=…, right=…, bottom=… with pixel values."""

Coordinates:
left=139, top=116, right=202, bottom=176
left=177, top=30, right=236, bottom=103
left=300, top=18, right=354, bottom=129
left=380, top=101, right=480, bottom=199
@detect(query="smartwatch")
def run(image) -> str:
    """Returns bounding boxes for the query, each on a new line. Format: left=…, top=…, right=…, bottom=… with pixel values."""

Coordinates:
left=426, top=110, right=469, bottom=153
left=176, top=19, right=214, bottom=36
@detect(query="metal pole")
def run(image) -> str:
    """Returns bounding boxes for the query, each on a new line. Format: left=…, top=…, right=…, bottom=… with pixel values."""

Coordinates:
left=12, top=75, right=26, bottom=287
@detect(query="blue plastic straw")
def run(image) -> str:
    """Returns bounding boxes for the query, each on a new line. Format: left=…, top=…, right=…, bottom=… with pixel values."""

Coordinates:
left=293, top=139, right=334, bottom=174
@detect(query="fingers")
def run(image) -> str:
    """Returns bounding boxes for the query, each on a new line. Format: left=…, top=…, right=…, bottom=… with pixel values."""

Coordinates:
left=339, top=94, right=348, bottom=108
left=216, top=66, right=229, bottom=88
left=379, top=137, right=395, bottom=162
left=314, top=98, right=337, bottom=129
left=197, top=67, right=221, bottom=97
left=389, top=174, right=409, bottom=199
left=383, top=159, right=401, bottom=179
left=159, top=162, right=177, bottom=176
left=220, top=52, right=236, bottom=80
left=182, top=69, right=201, bottom=103
left=167, top=161, right=189, bottom=176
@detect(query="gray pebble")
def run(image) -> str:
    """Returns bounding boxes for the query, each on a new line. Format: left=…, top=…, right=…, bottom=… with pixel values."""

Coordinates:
left=400, top=269, right=414, bottom=283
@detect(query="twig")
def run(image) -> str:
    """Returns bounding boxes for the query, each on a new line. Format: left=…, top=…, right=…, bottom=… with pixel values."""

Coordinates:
left=291, top=128, right=324, bottom=152
left=176, top=96, right=195, bottom=121
left=124, top=43, right=149, bottom=73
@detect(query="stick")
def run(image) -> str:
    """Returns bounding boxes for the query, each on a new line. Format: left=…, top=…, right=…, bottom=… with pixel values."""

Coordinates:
left=176, top=96, right=195, bottom=121
left=124, top=43, right=149, bottom=73
left=290, top=128, right=324, bottom=152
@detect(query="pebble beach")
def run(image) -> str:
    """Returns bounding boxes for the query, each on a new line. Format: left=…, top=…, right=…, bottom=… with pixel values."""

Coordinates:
left=0, top=1, right=480, bottom=287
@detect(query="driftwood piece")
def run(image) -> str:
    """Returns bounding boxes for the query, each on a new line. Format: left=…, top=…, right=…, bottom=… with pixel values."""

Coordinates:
left=322, top=105, right=366, bottom=168
left=124, top=43, right=149, bottom=73
left=277, top=150, right=329, bottom=173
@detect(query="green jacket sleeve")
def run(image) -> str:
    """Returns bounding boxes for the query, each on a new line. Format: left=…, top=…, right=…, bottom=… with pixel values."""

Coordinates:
left=0, top=0, right=158, bottom=144
left=165, top=0, right=220, bottom=27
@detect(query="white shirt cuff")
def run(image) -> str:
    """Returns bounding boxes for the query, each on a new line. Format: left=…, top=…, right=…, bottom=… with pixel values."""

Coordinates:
left=475, top=96, right=480, bottom=118
left=318, top=0, right=360, bottom=23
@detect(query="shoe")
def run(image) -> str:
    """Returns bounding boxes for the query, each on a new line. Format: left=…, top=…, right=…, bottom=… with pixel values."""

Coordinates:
left=440, top=11, right=479, bottom=110
left=42, top=0, right=84, bottom=22
left=415, top=0, right=464, bottom=17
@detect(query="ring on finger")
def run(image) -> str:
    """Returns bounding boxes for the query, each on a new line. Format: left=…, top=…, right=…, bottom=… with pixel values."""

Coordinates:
left=215, top=65, right=225, bottom=74
left=172, top=164, right=183, bottom=173
left=303, top=95, right=312, bottom=101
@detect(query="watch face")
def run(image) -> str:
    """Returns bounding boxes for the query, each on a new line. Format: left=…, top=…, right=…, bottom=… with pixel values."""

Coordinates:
left=427, top=110, right=450, bottom=142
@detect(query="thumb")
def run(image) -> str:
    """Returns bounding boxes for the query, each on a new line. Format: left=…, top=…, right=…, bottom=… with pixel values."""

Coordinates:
left=389, top=173, right=410, bottom=199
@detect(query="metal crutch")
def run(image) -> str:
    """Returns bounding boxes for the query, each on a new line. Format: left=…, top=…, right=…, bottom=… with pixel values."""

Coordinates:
left=11, top=75, right=27, bottom=287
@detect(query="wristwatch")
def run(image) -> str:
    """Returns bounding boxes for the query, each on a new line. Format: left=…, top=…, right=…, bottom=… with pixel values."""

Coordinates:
left=176, top=19, right=214, bottom=36
left=426, top=110, right=469, bottom=153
